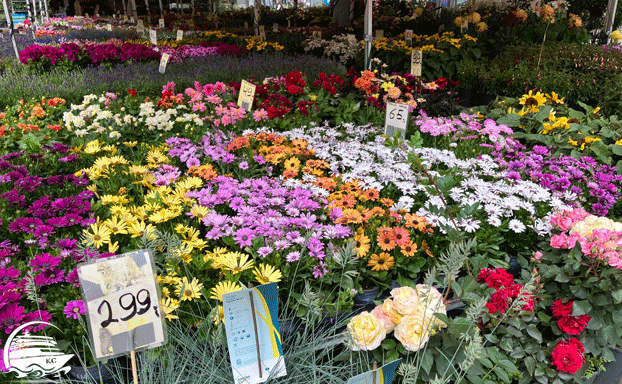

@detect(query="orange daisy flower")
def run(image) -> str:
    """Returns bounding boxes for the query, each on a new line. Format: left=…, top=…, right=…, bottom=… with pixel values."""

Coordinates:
left=368, top=253, right=395, bottom=271
left=377, top=229, right=397, bottom=251
left=359, top=188, right=380, bottom=202
left=405, top=214, right=430, bottom=232
left=422, top=240, right=434, bottom=257
left=392, top=226, right=410, bottom=246
left=380, top=198, right=394, bottom=208
left=400, top=242, right=418, bottom=257
left=354, top=234, right=371, bottom=258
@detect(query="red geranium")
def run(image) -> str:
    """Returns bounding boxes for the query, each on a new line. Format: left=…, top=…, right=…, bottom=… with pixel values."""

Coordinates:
left=551, top=299, right=590, bottom=335
left=551, top=338, right=585, bottom=374
left=477, top=268, right=515, bottom=289
left=551, top=299, right=573, bottom=318
left=127, top=89, right=137, bottom=96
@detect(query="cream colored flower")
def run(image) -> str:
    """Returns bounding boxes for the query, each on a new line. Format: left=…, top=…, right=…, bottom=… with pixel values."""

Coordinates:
left=346, top=311, right=387, bottom=351
left=415, top=284, right=447, bottom=331
left=570, top=215, right=622, bottom=237
left=390, top=286, right=420, bottom=315
left=372, top=299, right=399, bottom=332
left=394, top=312, right=432, bottom=352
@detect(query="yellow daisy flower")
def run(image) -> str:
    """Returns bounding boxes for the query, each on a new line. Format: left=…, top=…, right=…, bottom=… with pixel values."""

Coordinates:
left=210, top=281, right=243, bottom=301
left=253, top=264, right=282, bottom=285
left=175, top=277, right=204, bottom=301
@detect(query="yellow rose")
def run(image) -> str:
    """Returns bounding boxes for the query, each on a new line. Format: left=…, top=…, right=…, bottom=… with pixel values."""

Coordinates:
left=612, top=30, right=622, bottom=42
left=394, top=312, right=432, bottom=352
left=372, top=299, right=400, bottom=331
left=390, top=286, right=420, bottom=315
left=346, top=311, right=387, bottom=351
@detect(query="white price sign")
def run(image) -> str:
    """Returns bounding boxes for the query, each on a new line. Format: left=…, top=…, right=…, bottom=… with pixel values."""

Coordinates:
left=107, top=24, right=112, bottom=31
left=384, top=102, right=409, bottom=140
left=237, top=80, right=256, bottom=112
left=176, top=29, right=183, bottom=41
left=78, top=250, right=166, bottom=361
left=159, top=18, right=165, bottom=28
left=405, top=29, right=413, bottom=46
left=149, top=29, right=157, bottom=45
left=159, top=53, right=170, bottom=74
left=410, top=49, right=422, bottom=77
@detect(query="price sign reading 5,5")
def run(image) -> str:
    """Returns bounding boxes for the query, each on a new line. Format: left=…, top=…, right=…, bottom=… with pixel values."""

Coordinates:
left=237, top=80, right=256, bottom=112
left=385, top=102, right=410, bottom=140
left=78, top=250, right=167, bottom=361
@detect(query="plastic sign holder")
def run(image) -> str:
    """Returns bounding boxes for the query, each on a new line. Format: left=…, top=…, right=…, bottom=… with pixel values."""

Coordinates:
left=385, top=102, right=410, bottom=140
left=346, top=360, right=401, bottom=384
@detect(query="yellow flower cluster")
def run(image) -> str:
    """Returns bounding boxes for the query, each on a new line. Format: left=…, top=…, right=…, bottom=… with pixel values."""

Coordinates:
left=245, top=36, right=284, bottom=51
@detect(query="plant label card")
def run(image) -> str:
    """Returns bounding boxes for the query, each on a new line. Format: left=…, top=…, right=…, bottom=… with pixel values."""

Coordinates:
left=159, top=18, right=165, bottom=28
left=237, top=80, right=256, bottom=112
left=375, top=29, right=384, bottom=39
left=176, top=29, right=183, bottom=41
left=244, top=21, right=249, bottom=29
left=223, top=283, right=286, bottom=384
left=410, top=49, right=422, bottom=77
left=149, top=29, right=157, bottom=45
left=385, top=102, right=410, bottom=140
left=273, top=23, right=278, bottom=32
left=159, top=53, right=170, bottom=74
left=346, top=359, right=401, bottom=384
left=405, top=29, right=413, bottom=46
left=259, top=25, right=266, bottom=40
left=107, top=24, right=112, bottom=31
left=137, top=24, right=144, bottom=34
left=77, top=250, right=167, bottom=362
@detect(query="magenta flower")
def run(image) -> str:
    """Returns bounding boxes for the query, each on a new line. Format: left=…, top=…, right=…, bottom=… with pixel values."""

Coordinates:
left=29, top=253, right=62, bottom=271
left=64, top=300, right=85, bottom=319
left=234, top=227, right=256, bottom=247
left=0, top=303, right=26, bottom=334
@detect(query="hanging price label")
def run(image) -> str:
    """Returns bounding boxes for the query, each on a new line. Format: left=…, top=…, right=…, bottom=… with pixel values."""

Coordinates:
left=159, top=53, right=170, bottom=74
left=410, top=49, right=422, bottom=77
left=405, top=29, right=413, bottom=46
left=107, top=24, right=112, bottom=31
left=78, top=250, right=167, bottom=361
left=385, top=102, right=410, bottom=140
left=259, top=25, right=266, bottom=40
left=237, top=80, right=256, bottom=112
left=149, top=29, right=157, bottom=45
left=273, top=23, right=278, bottom=32
left=159, top=18, right=165, bottom=28
left=375, top=29, right=384, bottom=39
left=176, top=29, right=183, bottom=41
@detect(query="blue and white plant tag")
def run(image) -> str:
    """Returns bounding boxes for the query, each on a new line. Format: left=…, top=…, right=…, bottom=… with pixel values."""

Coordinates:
left=223, top=282, right=286, bottom=384
left=347, top=359, right=401, bottom=384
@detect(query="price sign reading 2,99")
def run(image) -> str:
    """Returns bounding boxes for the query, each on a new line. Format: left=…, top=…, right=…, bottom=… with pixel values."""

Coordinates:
left=385, top=102, right=410, bottom=140
left=77, top=250, right=167, bottom=361
left=237, top=80, right=256, bottom=112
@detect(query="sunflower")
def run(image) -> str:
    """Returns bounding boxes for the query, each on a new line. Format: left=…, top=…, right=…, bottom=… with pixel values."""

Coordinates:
left=377, top=229, right=397, bottom=251
left=401, top=241, right=418, bottom=257
left=219, top=252, right=255, bottom=274
left=175, top=277, right=204, bottom=301
left=253, top=264, right=282, bottom=284
left=519, top=90, right=546, bottom=111
left=210, top=281, right=243, bottom=301
left=354, top=234, right=371, bottom=258
left=368, top=253, right=395, bottom=271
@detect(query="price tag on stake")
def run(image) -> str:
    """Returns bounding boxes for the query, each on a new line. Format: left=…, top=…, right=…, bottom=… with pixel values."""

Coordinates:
left=95, top=13, right=99, bottom=17
left=237, top=80, right=256, bottom=112
left=159, top=53, right=169, bottom=74
left=411, top=49, right=422, bottom=77
left=385, top=102, right=409, bottom=140
left=159, top=18, right=165, bottom=28
left=77, top=249, right=167, bottom=361
left=107, top=24, right=112, bottom=31
left=85, top=13, right=89, bottom=18
left=405, top=29, right=413, bottom=46
left=176, top=29, right=183, bottom=41
left=375, top=29, right=384, bottom=39
left=149, top=29, right=157, bottom=45
left=259, top=25, right=266, bottom=40
left=273, top=23, right=278, bottom=32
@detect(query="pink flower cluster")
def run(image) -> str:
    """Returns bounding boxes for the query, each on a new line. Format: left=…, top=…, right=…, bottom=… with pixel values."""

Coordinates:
left=550, top=208, right=622, bottom=269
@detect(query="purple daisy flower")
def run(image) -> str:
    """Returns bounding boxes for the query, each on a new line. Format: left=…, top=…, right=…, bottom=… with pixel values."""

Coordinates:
left=0, top=303, right=26, bottom=334
left=257, top=246, right=273, bottom=258
left=234, top=228, right=256, bottom=247
left=64, top=300, right=85, bottom=319
left=0, top=267, right=21, bottom=283
left=286, top=251, right=301, bottom=262
left=23, top=310, right=52, bottom=332
left=29, top=253, right=61, bottom=271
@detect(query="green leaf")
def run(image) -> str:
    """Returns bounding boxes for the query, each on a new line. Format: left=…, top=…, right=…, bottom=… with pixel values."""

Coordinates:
left=498, top=359, right=519, bottom=373
left=612, top=289, right=622, bottom=304
left=480, top=358, right=493, bottom=368
left=382, top=339, right=397, bottom=350
left=496, top=113, right=520, bottom=128
left=572, top=300, right=592, bottom=316
left=526, top=325, right=542, bottom=343
left=525, top=356, right=536, bottom=376
left=612, top=145, right=622, bottom=156
left=493, top=366, right=511, bottom=383
left=421, top=350, right=433, bottom=374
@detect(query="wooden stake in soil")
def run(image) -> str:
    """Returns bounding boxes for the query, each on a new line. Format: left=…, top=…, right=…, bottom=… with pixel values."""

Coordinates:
left=249, top=290, right=263, bottom=379
left=130, top=350, right=139, bottom=384
left=372, top=361, right=378, bottom=384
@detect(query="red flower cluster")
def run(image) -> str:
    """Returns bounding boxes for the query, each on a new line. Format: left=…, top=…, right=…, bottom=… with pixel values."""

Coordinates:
left=258, top=94, right=292, bottom=119
left=296, top=100, right=315, bottom=116
left=551, top=338, right=585, bottom=374
left=312, top=72, right=344, bottom=96
left=285, top=71, right=306, bottom=95
left=127, top=89, right=137, bottom=96
left=478, top=268, right=534, bottom=314
left=551, top=299, right=590, bottom=335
